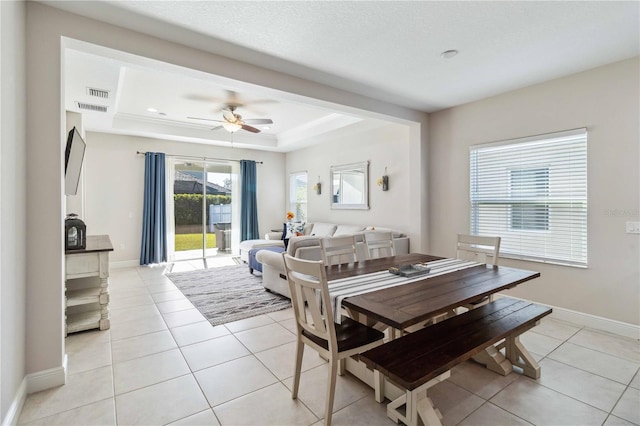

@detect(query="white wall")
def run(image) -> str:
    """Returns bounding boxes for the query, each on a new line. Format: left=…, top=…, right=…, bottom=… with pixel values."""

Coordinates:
left=286, top=123, right=416, bottom=243
left=429, top=58, right=640, bottom=326
left=84, top=132, right=285, bottom=264
left=23, top=1, right=426, bottom=386
left=1, top=0, right=26, bottom=422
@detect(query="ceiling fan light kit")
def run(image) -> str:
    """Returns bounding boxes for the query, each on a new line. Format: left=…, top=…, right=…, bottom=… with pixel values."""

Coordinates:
left=187, top=95, right=274, bottom=134
left=222, top=122, right=242, bottom=133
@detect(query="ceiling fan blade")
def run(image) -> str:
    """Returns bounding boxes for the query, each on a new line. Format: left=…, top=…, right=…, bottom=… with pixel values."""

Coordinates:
left=184, top=94, right=222, bottom=103
left=241, top=124, right=261, bottom=133
left=242, top=118, right=273, bottom=125
left=187, top=116, right=224, bottom=123
left=210, top=125, right=223, bottom=131
left=225, top=90, right=240, bottom=104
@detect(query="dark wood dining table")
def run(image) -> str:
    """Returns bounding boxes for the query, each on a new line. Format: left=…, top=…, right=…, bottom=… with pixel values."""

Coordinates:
left=326, top=253, right=541, bottom=331
left=324, top=252, right=542, bottom=404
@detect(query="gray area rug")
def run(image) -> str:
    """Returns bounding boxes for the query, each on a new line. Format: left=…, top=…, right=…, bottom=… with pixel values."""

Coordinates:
left=166, top=265, right=291, bottom=326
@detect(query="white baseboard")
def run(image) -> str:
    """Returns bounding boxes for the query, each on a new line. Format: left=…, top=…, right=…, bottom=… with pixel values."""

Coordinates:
left=1, top=377, right=27, bottom=426
left=26, top=354, right=67, bottom=394
left=495, top=294, right=640, bottom=340
left=2, top=356, right=67, bottom=425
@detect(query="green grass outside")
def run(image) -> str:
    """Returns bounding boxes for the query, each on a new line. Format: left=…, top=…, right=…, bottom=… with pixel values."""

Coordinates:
left=175, top=233, right=216, bottom=251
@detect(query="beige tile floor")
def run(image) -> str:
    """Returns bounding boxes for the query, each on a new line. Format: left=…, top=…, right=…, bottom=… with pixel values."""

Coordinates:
left=18, top=260, right=640, bottom=426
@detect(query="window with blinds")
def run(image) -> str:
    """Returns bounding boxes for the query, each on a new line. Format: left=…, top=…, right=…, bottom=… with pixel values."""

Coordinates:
left=470, top=128, right=587, bottom=267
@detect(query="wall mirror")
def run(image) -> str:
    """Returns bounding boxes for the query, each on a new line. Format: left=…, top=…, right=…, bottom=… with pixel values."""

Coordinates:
left=330, top=161, right=369, bottom=210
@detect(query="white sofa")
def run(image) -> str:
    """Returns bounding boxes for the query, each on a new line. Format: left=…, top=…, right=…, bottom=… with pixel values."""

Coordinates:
left=256, top=222, right=410, bottom=298
left=238, top=236, right=284, bottom=263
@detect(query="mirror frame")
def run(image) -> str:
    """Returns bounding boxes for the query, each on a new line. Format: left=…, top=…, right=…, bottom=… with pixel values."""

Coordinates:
left=330, top=161, right=369, bottom=210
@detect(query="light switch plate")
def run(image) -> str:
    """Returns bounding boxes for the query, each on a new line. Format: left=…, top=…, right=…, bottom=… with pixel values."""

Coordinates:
left=626, top=221, right=640, bottom=234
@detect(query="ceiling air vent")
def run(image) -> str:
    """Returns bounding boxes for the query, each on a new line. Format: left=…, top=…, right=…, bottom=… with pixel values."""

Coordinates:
left=86, top=87, right=110, bottom=99
left=76, top=102, right=108, bottom=113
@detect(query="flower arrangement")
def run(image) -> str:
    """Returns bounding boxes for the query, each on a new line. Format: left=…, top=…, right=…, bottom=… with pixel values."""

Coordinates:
left=285, top=211, right=305, bottom=237
left=377, top=167, right=389, bottom=191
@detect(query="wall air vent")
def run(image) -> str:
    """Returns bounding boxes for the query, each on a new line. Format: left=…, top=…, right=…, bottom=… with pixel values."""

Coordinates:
left=86, top=87, right=110, bottom=99
left=76, top=102, right=108, bottom=113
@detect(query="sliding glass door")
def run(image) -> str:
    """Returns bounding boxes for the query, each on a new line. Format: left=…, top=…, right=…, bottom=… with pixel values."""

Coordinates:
left=170, top=159, right=236, bottom=262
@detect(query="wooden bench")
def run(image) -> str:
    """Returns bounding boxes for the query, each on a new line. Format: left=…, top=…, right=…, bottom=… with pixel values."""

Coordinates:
left=359, top=297, right=552, bottom=426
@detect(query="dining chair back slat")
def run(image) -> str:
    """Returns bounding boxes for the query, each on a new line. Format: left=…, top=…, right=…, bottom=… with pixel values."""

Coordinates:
left=456, top=234, right=502, bottom=310
left=456, top=234, right=501, bottom=266
left=320, top=235, right=359, bottom=266
left=364, top=231, right=395, bottom=259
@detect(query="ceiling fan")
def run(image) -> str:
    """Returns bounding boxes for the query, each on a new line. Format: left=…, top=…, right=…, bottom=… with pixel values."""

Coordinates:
left=187, top=105, right=273, bottom=134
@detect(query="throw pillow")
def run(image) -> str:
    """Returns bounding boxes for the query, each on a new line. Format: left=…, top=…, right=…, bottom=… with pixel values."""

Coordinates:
left=286, top=221, right=306, bottom=239
left=334, top=224, right=365, bottom=236
left=309, top=223, right=337, bottom=237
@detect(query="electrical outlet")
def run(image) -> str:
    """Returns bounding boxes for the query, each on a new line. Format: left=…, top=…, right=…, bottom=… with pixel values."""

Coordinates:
left=626, top=221, right=640, bottom=234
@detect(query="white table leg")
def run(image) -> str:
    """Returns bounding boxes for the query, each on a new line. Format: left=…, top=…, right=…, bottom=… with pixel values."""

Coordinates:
left=374, top=370, right=385, bottom=403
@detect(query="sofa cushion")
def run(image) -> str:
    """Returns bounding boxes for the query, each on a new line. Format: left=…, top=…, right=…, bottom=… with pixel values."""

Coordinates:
left=286, top=235, right=321, bottom=256
left=309, top=222, right=337, bottom=237
left=333, top=224, right=365, bottom=236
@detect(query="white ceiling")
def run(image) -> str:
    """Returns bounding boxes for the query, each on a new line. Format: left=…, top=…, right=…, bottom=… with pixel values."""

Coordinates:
left=55, top=1, right=639, bottom=151
left=65, top=48, right=374, bottom=152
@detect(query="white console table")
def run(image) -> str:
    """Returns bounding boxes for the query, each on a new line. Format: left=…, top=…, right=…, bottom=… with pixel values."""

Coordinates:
left=65, top=235, right=113, bottom=336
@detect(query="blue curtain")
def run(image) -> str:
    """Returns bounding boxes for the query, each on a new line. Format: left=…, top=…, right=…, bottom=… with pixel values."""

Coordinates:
left=140, top=152, right=167, bottom=265
left=240, top=160, right=259, bottom=241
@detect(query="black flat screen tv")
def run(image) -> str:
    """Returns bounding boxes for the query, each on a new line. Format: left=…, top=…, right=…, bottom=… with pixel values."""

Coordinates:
left=64, top=126, right=86, bottom=196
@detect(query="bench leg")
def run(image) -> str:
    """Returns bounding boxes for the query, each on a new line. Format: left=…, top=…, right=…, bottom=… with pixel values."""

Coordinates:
left=505, top=335, right=541, bottom=379
left=417, top=396, right=443, bottom=426
left=472, top=344, right=513, bottom=376
left=385, top=372, right=449, bottom=426
left=386, top=392, right=406, bottom=424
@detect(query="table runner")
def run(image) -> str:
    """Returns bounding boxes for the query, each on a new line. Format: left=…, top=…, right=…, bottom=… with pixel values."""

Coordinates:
left=328, top=258, right=481, bottom=322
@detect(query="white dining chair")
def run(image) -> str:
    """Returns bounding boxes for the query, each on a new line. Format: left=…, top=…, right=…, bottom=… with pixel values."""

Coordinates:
left=456, top=234, right=501, bottom=266
left=283, top=254, right=385, bottom=426
left=428, top=233, right=503, bottom=325
left=319, top=235, right=359, bottom=266
left=457, top=234, right=502, bottom=309
left=364, top=231, right=395, bottom=259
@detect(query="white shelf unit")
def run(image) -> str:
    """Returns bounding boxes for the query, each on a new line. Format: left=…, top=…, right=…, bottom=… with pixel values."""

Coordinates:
left=65, top=235, right=112, bottom=336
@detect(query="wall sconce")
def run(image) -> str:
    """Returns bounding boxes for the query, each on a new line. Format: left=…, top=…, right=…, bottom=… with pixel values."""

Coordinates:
left=377, top=167, right=389, bottom=191
left=312, top=176, right=322, bottom=195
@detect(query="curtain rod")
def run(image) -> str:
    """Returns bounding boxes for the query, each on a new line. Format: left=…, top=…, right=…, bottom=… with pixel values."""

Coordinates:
left=136, top=151, right=263, bottom=164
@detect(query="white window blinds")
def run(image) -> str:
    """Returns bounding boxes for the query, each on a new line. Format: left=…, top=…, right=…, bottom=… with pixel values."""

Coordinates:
left=470, top=128, right=587, bottom=267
